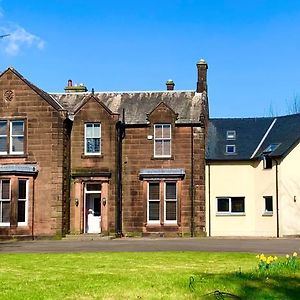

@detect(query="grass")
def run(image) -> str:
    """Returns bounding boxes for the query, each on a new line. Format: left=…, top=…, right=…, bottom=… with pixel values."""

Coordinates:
left=0, top=252, right=299, bottom=299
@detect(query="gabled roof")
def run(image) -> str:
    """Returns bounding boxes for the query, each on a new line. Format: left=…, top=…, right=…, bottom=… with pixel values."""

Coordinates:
left=206, top=113, right=300, bottom=161
left=0, top=68, right=64, bottom=111
left=51, top=91, right=205, bottom=125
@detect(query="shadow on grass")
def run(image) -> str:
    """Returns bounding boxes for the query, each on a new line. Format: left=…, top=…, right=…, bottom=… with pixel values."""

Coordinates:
left=190, top=271, right=300, bottom=299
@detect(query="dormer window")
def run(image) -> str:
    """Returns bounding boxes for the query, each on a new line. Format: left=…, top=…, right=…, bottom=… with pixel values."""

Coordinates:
left=226, top=145, right=236, bottom=154
left=226, top=130, right=236, bottom=140
left=154, top=124, right=171, bottom=157
left=263, top=143, right=280, bottom=154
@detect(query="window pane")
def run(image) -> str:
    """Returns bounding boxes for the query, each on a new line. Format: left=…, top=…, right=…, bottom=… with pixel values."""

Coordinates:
left=166, top=201, right=176, bottom=221
left=86, top=184, right=101, bottom=191
left=155, top=125, right=162, bottom=138
left=0, top=137, right=7, bottom=152
left=2, top=201, right=10, bottom=222
left=11, top=121, right=24, bottom=135
left=18, top=201, right=26, bottom=222
left=155, top=140, right=162, bottom=156
left=2, top=180, right=10, bottom=199
left=166, top=182, right=176, bottom=199
left=18, top=180, right=27, bottom=199
left=232, top=197, right=245, bottom=212
left=149, top=183, right=159, bottom=200
left=162, top=125, right=171, bottom=138
left=265, top=197, right=273, bottom=212
left=86, top=124, right=93, bottom=138
left=163, top=140, right=171, bottom=156
left=12, top=136, right=24, bottom=152
left=93, top=124, right=100, bottom=137
left=0, top=121, right=7, bottom=135
left=218, top=198, right=229, bottom=212
left=86, top=138, right=100, bottom=153
left=149, top=201, right=159, bottom=221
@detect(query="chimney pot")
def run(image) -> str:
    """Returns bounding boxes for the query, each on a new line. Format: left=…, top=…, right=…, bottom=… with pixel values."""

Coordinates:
left=68, top=79, right=72, bottom=87
left=166, top=79, right=175, bottom=91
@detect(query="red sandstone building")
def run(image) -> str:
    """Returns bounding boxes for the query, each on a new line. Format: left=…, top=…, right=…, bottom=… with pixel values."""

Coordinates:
left=0, top=60, right=208, bottom=238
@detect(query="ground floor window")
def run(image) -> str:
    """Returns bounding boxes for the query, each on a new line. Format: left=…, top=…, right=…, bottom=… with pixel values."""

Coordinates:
left=263, top=196, right=273, bottom=215
left=0, top=177, right=29, bottom=227
left=0, top=179, right=10, bottom=225
left=216, top=197, right=245, bottom=214
left=18, top=179, right=28, bottom=225
left=147, top=181, right=177, bottom=224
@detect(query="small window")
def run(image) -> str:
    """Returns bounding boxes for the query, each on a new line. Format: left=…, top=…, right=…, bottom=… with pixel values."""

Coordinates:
left=18, top=179, right=28, bottom=225
left=217, top=197, right=245, bottom=214
left=226, top=145, right=236, bottom=154
left=263, top=155, right=272, bottom=169
left=0, top=179, right=10, bottom=225
left=226, top=130, right=236, bottom=140
left=85, top=123, right=101, bottom=155
left=154, top=124, right=171, bottom=157
left=263, top=196, right=273, bottom=215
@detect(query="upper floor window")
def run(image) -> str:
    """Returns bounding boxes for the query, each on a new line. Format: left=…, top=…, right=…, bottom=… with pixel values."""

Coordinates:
left=85, top=123, right=101, bottom=155
left=0, top=120, right=24, bottom=155
left=226, top=145, right=236, bottom=154
left=154, top=124, right=171, bottom=157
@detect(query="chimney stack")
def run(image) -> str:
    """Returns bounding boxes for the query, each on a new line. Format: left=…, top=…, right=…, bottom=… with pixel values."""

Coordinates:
left=64, top=80, right=88, bottom=93
left=196, top=59, right=208, bottom=93
left=166, top=79, right=175, bottom=91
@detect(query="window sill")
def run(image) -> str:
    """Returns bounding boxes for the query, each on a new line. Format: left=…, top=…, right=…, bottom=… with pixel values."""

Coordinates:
left=81, top=154, right=103, bottom=159
left=151, top=155, right=174, bottom=160
left=262, top=212, right=273, bottom=216
left=0, top=224, right=10, bottom=227
left=0, top=154, right=27, bottom=158
left=216, top=212, right=246, bottom=216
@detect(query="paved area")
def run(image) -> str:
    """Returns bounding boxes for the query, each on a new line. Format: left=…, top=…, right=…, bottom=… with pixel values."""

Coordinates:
left=0, top=237, right=299, bottom=254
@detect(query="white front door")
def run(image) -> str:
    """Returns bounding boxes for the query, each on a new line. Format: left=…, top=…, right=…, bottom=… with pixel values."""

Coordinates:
left=85, top=184, right=101, bottom=233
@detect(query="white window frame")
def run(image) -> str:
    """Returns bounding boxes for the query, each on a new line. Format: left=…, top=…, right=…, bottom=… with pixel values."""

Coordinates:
left=226, top=145, right=236, bottom=154
left=263, top=196, right=273, bottom=216
left=216, top=197, right=245, bottom=215
left=154, top=124, right=171, bottom=158
left=84, top=123, right=101, bottom=155
left=0, top=179, right=10, bottom=226
left=164, top=181, right=177, bottom=224
left=0, top=120, right=8, bottom=155
left=17, top=179, right=28, bottom=226
left=226, top=130, right=236, bottom=140
left=147, top=182, right=160, bottom=224
left=10, top=120, right=25, bottom=155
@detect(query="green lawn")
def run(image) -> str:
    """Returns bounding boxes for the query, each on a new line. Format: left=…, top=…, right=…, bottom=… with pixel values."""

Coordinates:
left=0, top=252, right=299, bottom=299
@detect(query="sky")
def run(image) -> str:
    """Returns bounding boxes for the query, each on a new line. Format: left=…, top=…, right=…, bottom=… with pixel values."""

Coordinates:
left=1, top=0, right=300, bottom=118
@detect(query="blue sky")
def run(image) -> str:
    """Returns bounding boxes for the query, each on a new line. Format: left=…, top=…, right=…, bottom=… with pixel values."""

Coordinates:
left=0, top=0, right=300, bottom=118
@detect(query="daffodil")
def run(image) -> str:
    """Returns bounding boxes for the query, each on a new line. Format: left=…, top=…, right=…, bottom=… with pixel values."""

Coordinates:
left=274, top=256, right=278, bottom=261
left=286, top=254, right=290, bottom=259
left=293, top=252, right=298, bottom=257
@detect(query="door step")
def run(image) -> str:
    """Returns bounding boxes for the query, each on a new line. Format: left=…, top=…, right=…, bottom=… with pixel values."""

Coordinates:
left=63, top=234, right=114, bottom=241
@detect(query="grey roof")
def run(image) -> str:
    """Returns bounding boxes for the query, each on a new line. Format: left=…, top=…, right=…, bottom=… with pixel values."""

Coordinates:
left=207, top=113, right=300, bottom=161
left=51, top=91, right=205, bottom=125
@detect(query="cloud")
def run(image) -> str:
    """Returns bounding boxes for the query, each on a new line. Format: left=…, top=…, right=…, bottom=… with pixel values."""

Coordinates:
left=0, top=3, right=45, bottom=56
left=0, top=24, right=45, bottom=56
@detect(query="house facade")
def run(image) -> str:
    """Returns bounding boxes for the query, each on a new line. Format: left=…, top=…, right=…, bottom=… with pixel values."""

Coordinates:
left=206, top=114, right=300, bottom=237
left=0, top=59, right=208, bottom=238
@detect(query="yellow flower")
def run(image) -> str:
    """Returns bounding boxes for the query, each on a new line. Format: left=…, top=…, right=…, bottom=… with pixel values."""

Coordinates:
left=293, top=252, right=298, bottom=257
left=286, top=254, right=290, bottom=259
left=267, top=256, right=273, bottom=263
left=274, top=256, right=278, bottom=261
left=261, top=256, right=267, bottom=262
left=256, top=255, right=260, bottom=259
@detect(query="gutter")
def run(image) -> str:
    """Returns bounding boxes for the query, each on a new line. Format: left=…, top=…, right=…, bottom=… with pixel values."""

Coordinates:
left=208, top=163, right=211, bottom=237
left=190, top=126, right=195, bottom=237
left=275, top=159, right=280, bottom=237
